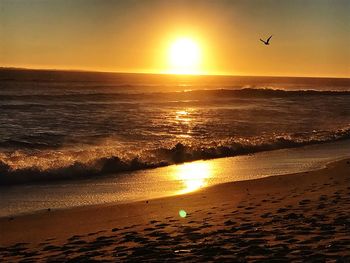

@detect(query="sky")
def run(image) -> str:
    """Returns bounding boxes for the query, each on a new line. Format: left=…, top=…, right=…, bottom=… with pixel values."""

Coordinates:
left=0, top=0, right=349, bottom=77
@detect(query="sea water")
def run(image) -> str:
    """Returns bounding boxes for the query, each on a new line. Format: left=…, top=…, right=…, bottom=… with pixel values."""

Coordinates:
left=1, top=69, right=349, bottom=184
left=0, top=69, right=350, bottom=216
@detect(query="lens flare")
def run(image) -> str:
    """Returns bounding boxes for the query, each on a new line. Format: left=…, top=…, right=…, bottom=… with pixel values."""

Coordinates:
left=179, top=209, right=187, bottom=218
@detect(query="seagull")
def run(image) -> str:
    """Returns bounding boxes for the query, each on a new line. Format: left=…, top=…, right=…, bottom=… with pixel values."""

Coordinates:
left=260, top=35, right=273, bottom=45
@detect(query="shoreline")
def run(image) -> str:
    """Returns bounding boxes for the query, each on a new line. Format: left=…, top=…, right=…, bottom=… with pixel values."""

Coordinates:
left=1, top=158, right=350, bottom=261
left=2, top=137, right=350, bottom=187
left=0, top=155, right=345, bottom=220
left=1, top=139, right=350, bottom=218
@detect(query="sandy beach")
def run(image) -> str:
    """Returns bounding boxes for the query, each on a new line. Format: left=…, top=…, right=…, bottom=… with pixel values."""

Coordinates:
left=1, top=158, right=349, bottom=262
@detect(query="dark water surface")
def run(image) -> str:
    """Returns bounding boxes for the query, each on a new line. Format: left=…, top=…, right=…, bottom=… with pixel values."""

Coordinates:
left=1, top=69, right=350, bottom=184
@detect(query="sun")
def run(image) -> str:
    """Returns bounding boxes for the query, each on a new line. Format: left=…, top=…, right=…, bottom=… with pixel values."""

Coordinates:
left=168, top=38, right=201, bottom=75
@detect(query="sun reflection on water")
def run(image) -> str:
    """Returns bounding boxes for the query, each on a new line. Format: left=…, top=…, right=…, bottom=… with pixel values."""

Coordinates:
left=175, top=161, right=213, bottom=194
left=174, top=109, right=193, bottom=138
left=175, top=110, right=191, bottom=123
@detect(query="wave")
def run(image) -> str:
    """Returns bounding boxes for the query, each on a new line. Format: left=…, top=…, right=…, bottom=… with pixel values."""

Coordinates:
left=1, top=127, right=350, bottom=185
left=1, top=87, right=350, bottom=100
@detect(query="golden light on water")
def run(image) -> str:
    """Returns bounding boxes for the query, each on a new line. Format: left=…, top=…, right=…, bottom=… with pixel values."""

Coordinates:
left=175, top=110, right=190, bottom=123
left=176, top=110, right=188, bottom=115
left=175, top=109, right=193, bottom=138
left=175, top=161, right=213, bottom=194
left=168, top=38, right=202, bottom=75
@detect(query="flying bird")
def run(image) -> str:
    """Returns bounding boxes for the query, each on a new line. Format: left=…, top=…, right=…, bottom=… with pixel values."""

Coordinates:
left=260, top=35, right=273, bottom=45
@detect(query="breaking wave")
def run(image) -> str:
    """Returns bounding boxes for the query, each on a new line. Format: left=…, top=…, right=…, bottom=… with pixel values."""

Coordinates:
left=1, top=127, right=350, bottom=185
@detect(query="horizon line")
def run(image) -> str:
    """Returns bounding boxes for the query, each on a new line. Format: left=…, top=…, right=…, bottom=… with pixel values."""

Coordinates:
left=1, top=66, right=349, bottom=80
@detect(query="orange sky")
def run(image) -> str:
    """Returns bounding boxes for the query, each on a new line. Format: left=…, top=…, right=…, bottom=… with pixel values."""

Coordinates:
left=1, top=0, right=349, bottom=77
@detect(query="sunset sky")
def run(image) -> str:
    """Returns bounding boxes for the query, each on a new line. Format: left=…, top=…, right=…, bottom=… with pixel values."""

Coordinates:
left=1, top=0, right=349, bottom=77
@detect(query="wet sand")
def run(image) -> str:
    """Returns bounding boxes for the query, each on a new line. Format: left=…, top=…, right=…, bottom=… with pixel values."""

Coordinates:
left=1, top=159, right=350, bottom=262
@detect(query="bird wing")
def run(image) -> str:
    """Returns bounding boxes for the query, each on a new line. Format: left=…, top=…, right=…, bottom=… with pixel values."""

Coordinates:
left=260, top=39, right=266, bottom=44
left=267, top=35, right=273, bottom=43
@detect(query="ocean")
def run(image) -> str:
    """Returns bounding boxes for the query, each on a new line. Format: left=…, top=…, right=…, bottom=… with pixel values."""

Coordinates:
left=0, top=69, right=350, bottom=185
